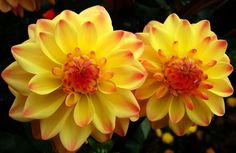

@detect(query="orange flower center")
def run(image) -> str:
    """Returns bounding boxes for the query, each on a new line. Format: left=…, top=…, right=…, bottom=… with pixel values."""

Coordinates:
left=163, top=56, right=205, bottom=95
left=62, top=50, right=100, bottom=94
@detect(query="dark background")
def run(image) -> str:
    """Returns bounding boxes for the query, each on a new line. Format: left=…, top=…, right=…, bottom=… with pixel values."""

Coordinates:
left=0, top=0, right=236, bottom=153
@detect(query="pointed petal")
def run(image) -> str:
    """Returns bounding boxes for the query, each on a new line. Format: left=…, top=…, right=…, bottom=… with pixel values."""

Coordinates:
left=147, top=95, right=173, bottom=121
left=206, top=62, right=233, bottom=79
left=74, top=95, right=94, bottom=127
left=23, top=90, right=66, bottom=119
left=91, top=128, right=112, bottom=143
left=200, top=40, right=227, bottom=62
left=55, top=19, right=78, bottom=54
left=175, top=20, right=193, bottom=56
left=106, top=50, right=136, bottom=68
left=98, top=79, right=117, bottom=94
left=149, top=26, right=172, bottom=57
left=110, top=65, right=146, bottom=90
left=169, top=96, right=185, bottom=123
left=39, top=32, right=66, bottom=64
left=52, top=136, right=77, bottom=153
left=169, top=115, right=192, bottom=136
left=77, top=21, right=97, bottom=53
left=9, top=94, right=31, bottom=122
left=35, top=19, right=55, bottom=35
left=91, top=93, right=116, bottom=134
left=40, top=104, right=72, bottom=140
left=1, top=62, right=33, bottom=96
left=114, top=118, right=129, bottom=137
left=163, top=13, right=181, bottom=35
left=53, top=10, right=80, bottom=28
left=59, top=114, right=91, bottom=152
left=28, top=73, right=62, bottom=95
left=204, top=91, right=225, bottom=116
left=79, top=5, right=113, bottom=36
left=186, top=97, right=212, bottom=126
left=11, top=43, right=56, bottom=74
left=28, top=24, right=36, bottom=40
left=208, top=78, right=234, bottom=97
left=95, top=30, right=124, bottom=58
left=119, top=35, right=144, bottom=58
left=100, top=89, right=140, bottom=118
left=135, top=77, right=160, bottom=100
left=193, top=20, right=211, bottom=41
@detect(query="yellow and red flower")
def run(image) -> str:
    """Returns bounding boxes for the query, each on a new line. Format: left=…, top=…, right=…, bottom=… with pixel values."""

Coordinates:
left=135, top=14, right=234, bottom=135
left=1, top=6, right=146, bottom=151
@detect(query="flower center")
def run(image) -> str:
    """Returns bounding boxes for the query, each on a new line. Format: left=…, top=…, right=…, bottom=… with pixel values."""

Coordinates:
left=62, top=50, right=100, bottom=94
left=163, top=56, right=205, bottom=95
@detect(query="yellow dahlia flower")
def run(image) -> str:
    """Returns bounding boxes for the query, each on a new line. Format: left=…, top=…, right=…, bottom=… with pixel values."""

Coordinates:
left=0, top=0, right=55, bottom=17
left=135, top=14, right=234, bottom=136
left=1, top=6, right=146, bottom=151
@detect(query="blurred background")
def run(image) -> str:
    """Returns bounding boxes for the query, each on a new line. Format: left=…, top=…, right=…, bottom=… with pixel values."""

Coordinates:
left=0, top=0, right=236, bottom=153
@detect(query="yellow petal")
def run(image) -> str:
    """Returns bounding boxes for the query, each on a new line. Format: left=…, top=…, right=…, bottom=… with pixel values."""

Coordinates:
left=204, top=91, right=225, bottom=116
left=175, top=20, right=193, bottom=56
left=91, top=93, right=116, bottom=134
left=23, top=90, right=66, bottom=119
left=59, top=114, right=91, bottom=152
left=9, top=93, right=31, bottom=122
left=169, top=115, right=192, bottom=136
left=199, top=40, right=227, bottom=63
left=205, top=62, right=233, bottom=79
left=39, top=32, right=66, bottom=64
left=91, top=128, right=112, bottom=143
left=163, top=13, right=181, bottom=35
left=98, top=89, right=140, bottom=118
left=35, top=19, right=55, bottom=35
left=135, top=33, right=151, bottom=45
left=186, top=97, right=212, bottom=126
left=106, top=50, right=136, bottom=68
left=1, top=62, right=33, bottom=96
left=40, top=104, right=72, bottom=140
left=79, top=5, right=113, bottom=36
left=11, top=43, right=56, bottom=74
left=208, top=78, right=234, bottom=97
left=110, top=65, right=146, bottom=90
left=135, top=77, right=160, bottom=100
left=114, top=118, right=129, bottom=137
left=55, top=19, right=78, bottom=54
left=95, top=30, right=125, bottom=58
left=52, top=136, right=77, bottom=153
left=119, top=34, right=144, bottom=58
left=28, top=24, right=36, bottom=40
left=169, top=96, right=185, bottom=123
left=74, top=95, right=94, bottom=127
left=147, top=95, right=173, bottom=121
left=149, top=26, right=172, bottom=57
left=192, top=20, right=211, bottom=41
left=28, top=73, right=62, bottom=95
left=98, top=79, right=117, bottom=94
left=77, top=21, right=97, bottom=53
left=53, top=10, right=80, bottom=28
left=65, top=92, right=80, bottom=107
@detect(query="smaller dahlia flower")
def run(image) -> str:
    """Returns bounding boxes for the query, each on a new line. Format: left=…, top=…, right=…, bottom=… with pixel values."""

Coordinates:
left=0, top=0, right=55, bottom=17
left=1, top=6, right=146, bottom=151
left=135, top=13, right=234, bottom=135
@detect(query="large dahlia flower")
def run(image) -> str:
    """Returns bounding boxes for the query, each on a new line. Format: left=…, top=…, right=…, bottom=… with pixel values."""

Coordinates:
left=1, top=6, right=146, bottom=151
left=135, top=14, right=234, bottom=135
